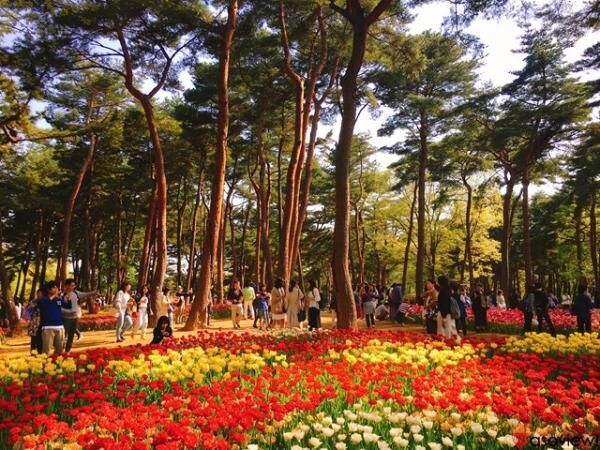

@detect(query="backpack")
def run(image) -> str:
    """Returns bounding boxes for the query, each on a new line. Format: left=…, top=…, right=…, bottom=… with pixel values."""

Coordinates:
left=450, top=297, right=461, bottom=320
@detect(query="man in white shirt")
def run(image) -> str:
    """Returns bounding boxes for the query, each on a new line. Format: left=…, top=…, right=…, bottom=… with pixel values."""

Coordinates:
left=62, top=279, right=95, bottom=352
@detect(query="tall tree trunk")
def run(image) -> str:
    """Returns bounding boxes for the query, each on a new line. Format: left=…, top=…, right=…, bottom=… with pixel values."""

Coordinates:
left=280, top=4, right=329, bottom=281
left=0, top=212, right=19, bottom=334
left=186, top=160, right=205, bottom=292
left=29, top=211, right=44, bottom=302
left=139, top=100, right=168, bottom=328
left=175, top=178, right=187, bottom=286
left=229, top=202, right=238, bottom=279
left=462, top=175, right=474, bottom=286
left=402, top=183, right=417, bottom=292
left=522, top=170, right=533, bottom=288
left=415, top=113, right=428, bottom=295
left=239, top=201, right=250, bottom=283
left=114, top=202, right=122, bottom=287
left=574, top=206, right=583, bottom=275
left=138, top=179, right=157, bottom=290
left=590, top=190, right=599, bottom=289
left=58, top=96, right=97, bottom=285
left=184, top=0, right=237, bottom=330
left=501, top=171, right=515, bottom=299
left=330, top=0, right=392, bottom=329
left=292, top=59, right=337, bottom=275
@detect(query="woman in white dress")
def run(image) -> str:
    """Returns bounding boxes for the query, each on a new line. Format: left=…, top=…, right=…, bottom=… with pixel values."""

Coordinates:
left=270, top=278, right=287, bottom=329
left=134, top=284, right=151, bottom=338
left=286, top=280, right=304, bottom=329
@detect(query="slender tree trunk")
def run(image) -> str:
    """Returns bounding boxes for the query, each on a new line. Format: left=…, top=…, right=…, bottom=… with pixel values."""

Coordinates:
left=58, top=96, right=97, bottom=285
left=138, top=179, right=157, bottom=290
left=176, top=178, right=188, bottom=286
left=186, top=160, right=205, bottom=292
left=29, top=212, right=44, bottom=302
left=239, top=202, right=250, bottom=283
left=462, top=176, right=474, bottom=286
left=402, top=183, right=417, bottom=292
left=114, top=202, right=122, bottom=287
left=590, top=190, right=599, bottom=289
left=501, top=172, right=515, bottom=299
left=277, top=103, right=285, bottom=264
left=138, top=100, right=168, bottom=328
left=522, top=169, right=533, bottom=288
left=184, top=0, right=237, bottom=330
left=331, top=0, right=392, bottom=328
left=229, top=202, right=238, bottom=279
left=575, top=206, right=583, bottom=275
left=0, top=212, right=18, bottom=333
left=415, top=114, right=428, bottom=295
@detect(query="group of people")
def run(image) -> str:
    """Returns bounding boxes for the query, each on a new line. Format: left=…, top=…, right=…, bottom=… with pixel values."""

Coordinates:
left=227, top=278, right=323, bottom=331
left=420, top=277, right=596, bottom=338
left=26, top=279, right=95, bottom=355
left=112, top=282, right=177, bottom=345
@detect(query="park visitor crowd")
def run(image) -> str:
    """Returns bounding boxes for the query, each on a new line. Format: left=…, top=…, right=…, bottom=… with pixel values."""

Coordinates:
left=3, top=271, right=596, bottom=356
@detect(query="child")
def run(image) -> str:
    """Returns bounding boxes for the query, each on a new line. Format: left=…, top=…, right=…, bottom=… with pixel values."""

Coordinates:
left=256, top=285, right=270, bottom=330
left=151, top=315, right=173, bottom=345
left=397, top=301, right=411, bottom=325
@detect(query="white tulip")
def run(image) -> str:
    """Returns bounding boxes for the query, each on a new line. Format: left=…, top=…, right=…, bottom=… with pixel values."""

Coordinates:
left=393, top=436, right=409, bottom=448
left=321, top=427, right=334, bottom=438
left=350, top=433, right=362, bottom=444
left=308, top=437, right=322, bottom=448
left=442, top=436, right=453, bottom=447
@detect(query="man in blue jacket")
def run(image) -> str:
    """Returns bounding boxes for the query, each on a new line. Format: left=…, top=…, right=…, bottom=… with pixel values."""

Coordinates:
left=39, top=281, right=72, bottom=355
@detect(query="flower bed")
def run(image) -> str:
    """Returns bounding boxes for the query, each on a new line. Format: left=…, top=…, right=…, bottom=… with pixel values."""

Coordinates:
left=1, top=330, right=599, bottom=449
left=77, top=314, right=118, bottom=332
left=407, top=304, right=600, bottom=335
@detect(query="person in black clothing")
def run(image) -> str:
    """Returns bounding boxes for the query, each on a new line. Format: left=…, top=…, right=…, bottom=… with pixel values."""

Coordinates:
left=509, top=288, right=521, bottom=309
left=521, top=285, right=535, bottom=334
left=437, top=276, right=452, bottom=338
left=471, top=283, right=487, bottom=332
left=150, top=316, right=173, bottom=344
left=572, top=283, right=593, bottom=333
left=534, top=283, right=556, bottom=337
left=227, top=278, right=244, bottom=329
left=451, top=281, right=467, bottom=336
left=389, top=283, right=403, bottom=323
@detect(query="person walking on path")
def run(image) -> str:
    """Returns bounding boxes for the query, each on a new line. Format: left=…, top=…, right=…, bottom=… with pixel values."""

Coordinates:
left=242, top=281, right=256, bottom=321
left=572, top=282, right=593, bottom=333
left=521, top=285, right=535, bottom=333
left=534, top=282, right=557, bottom=337
left=271, top=278, right=287, bottom=329
left=39, top=281, right=72, bottom=355
left=133, top=284, right=151, bottom=339
left=389, top=283, right=403, bottom=323
left=114, top=282, right=132, bottom=342
left=227, top=279, right=244, bottom=329
left=61, top=279, right=95, bottom=352
left=422, top=280, right=438, bottom=334
left=306, top=280, right=322, bottom=331
left=471, top=283, right=488, bottom=332
left=287, top=280, right=304, bottom=329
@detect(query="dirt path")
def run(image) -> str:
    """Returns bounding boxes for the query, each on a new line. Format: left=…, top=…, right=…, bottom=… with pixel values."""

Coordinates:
left=0, top=313, right=428, bottom=358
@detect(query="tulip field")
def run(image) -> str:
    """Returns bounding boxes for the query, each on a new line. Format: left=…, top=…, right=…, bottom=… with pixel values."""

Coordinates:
left=1, top=329, right=600, bottom=450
